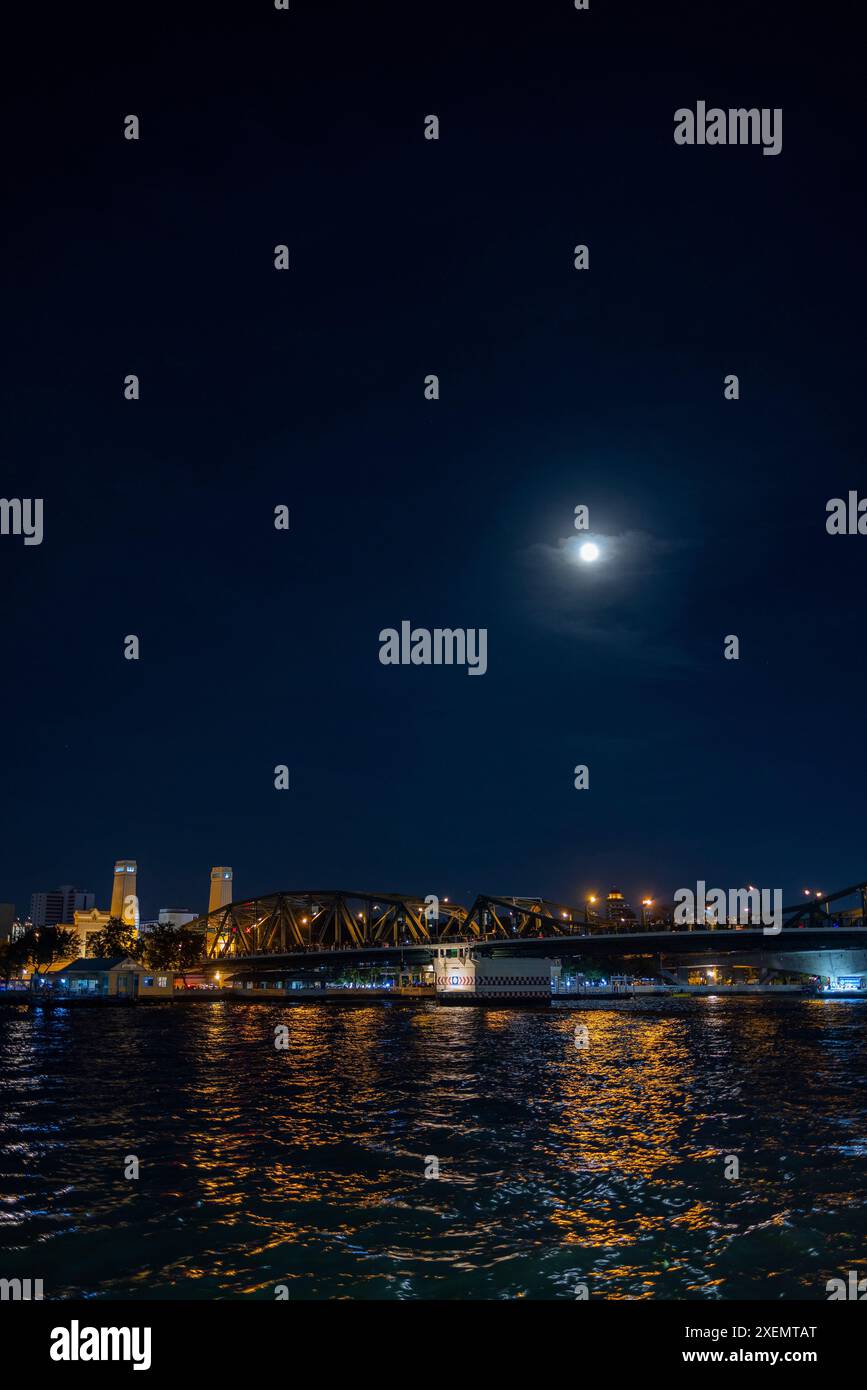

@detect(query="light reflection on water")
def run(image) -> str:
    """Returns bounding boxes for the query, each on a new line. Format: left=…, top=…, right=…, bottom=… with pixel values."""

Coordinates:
left=1, top=997, right=866, bottom=1299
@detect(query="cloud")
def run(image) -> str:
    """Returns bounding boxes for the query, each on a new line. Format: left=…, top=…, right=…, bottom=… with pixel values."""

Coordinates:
left=518, top=529, right=697, bottom=669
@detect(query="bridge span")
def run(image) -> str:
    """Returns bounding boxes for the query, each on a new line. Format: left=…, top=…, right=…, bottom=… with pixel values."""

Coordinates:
left=188, top=882, right=867, bottom=978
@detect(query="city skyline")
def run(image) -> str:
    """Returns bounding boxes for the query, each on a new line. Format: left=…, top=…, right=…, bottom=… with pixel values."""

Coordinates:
left=2, top=4, right=865, bottom=928
left=7, top=852, right=853, bottom=930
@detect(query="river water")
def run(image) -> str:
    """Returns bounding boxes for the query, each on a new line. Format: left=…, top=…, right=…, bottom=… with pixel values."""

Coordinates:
left=1, top=997, right=865, bottom=1300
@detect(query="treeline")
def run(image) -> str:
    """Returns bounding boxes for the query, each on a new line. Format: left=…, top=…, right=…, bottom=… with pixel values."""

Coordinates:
left=0, top=917, right=205, bottom=984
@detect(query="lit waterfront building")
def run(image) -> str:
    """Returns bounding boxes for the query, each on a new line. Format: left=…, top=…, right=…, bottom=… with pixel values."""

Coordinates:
left=209, top=867, right=233, bottom=914
left=38, top=957, right=175, bottom=1000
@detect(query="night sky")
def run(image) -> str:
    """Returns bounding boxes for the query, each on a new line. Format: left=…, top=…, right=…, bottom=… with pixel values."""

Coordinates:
left=3, top=0, right=865, bottom=921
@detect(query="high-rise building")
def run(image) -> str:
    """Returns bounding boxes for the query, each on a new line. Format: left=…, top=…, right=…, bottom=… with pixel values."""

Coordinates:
left=30, top=886, right=95, bottom=929
left=605, top=887, right=636, bottom=928
left=110, top=860, right=138, bottom=926
left=209, top=867, right=233, bottom=914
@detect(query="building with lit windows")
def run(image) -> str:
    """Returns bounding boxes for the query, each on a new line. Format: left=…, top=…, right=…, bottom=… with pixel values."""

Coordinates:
left=30, top=886, right=95, bottom=929
left=605, top=887, right=636, bottom=929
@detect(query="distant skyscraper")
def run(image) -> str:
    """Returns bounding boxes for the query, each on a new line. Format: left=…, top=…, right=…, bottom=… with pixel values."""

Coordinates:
left=30, top=886, right=95, bottom=929
left=209, top=867, right=233, bottom=914
left=605, top=887, right=636, bottom=928
left=110, top=860, right=138, bottom=926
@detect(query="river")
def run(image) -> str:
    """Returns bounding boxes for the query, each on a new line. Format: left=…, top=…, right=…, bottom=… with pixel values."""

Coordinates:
left=1, top=996, right=865, bottom=1299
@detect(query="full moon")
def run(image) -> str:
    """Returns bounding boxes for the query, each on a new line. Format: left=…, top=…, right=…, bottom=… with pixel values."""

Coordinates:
left=579, top=542, right=600, bottom=562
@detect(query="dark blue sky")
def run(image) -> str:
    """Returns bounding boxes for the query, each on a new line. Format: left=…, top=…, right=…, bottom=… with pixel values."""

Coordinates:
left=2, top=0, right=865, bottom=920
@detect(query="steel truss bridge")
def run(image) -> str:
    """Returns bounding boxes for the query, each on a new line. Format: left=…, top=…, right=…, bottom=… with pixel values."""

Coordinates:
left=191, top=881, right=867, bottom=968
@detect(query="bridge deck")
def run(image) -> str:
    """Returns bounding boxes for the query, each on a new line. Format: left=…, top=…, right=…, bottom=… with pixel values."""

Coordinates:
left=200, top=925, right=867, bottom=973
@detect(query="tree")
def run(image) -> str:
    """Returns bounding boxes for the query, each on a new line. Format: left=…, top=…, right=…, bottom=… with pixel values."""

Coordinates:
left=0, top=939, right=24, bottom=986
left=171, top=926, right=205, bottom=987
left=2, top=926, right=80, bottom=979
left=141, top=923, right=204, bottom=985
left=88, top=917, right=144, bottom=962
left=141, top=924, right=180, bottom=972
left=33, top=927, right=80, bottom=973
left=181, top=926, right=205, bottom=961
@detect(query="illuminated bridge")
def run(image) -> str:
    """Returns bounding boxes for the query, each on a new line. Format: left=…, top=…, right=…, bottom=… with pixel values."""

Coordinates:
left=189, top=882, right=867, bottom=974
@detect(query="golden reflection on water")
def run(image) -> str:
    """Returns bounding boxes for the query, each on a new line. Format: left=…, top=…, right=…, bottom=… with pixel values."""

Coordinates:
left=2, top=996, right=867, bottom=1298
left=550, top=1013, right=691, bottom=1178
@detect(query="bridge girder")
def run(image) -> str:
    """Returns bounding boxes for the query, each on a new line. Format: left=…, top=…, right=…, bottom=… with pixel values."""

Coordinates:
left=186, top=879, right=867, bottom=963
left=196, top=890, right=473, bottom=959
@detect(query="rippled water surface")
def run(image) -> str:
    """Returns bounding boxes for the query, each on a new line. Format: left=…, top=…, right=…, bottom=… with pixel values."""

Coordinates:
left=1, top=997, right=866, bottom=1299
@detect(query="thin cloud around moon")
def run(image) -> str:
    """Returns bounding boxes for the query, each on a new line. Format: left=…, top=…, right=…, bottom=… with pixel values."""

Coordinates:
left=519, top=529, right=698, bottom=669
